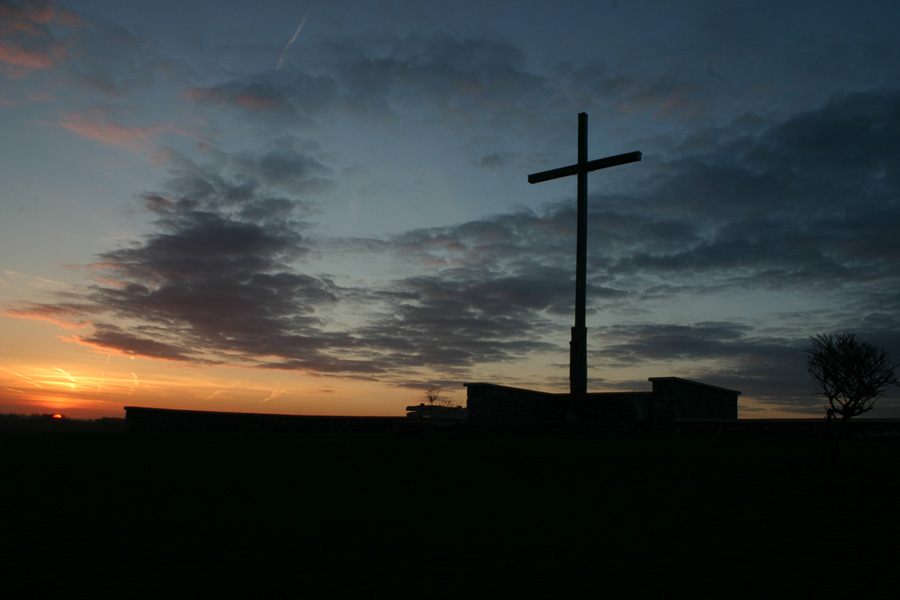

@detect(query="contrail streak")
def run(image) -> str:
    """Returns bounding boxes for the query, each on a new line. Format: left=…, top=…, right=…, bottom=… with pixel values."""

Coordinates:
left=276, top=14, right=308, bottom=70
left=261, top=389, right=286, bottom=403
left=97, top=351, right=111, bottom=393
left=1, top=366, right=42, bottom=387
left=54, top=367, right=76, bottom=383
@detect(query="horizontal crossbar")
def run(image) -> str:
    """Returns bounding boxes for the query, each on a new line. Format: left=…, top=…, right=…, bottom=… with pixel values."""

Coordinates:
left=528, top=151, right=642, bottom=184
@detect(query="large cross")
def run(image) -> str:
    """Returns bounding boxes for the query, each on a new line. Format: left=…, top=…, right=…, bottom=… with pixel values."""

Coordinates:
left=528, top=113, right=641, bottom=406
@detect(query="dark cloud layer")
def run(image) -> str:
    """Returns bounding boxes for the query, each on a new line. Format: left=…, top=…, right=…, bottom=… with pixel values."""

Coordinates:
left=675, top=93, right=896, bottom=289
left=12, top=89, right=900, bottom=408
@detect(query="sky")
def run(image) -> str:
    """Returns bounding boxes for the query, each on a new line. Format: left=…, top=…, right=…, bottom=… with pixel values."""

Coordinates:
left=1, top=0, right=899, bottom=419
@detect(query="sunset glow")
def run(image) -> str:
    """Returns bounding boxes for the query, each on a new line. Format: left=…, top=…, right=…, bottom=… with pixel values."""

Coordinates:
left=2, top=0, right=898, bottom=419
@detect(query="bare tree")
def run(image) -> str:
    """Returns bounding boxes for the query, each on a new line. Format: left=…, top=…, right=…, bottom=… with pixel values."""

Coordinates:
left=424, top=386, right=457, bottom=408
left=805, top=332, right=899, bottom=464
left=424, top=386, right=443, bottom=406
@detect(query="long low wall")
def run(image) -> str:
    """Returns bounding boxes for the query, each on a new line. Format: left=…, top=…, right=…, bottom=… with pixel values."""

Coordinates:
left=124, top=406, right=900, bottom=437
left=124, top=406, right=403, bottom=433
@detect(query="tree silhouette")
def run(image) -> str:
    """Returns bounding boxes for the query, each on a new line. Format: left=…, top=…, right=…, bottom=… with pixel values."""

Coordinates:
left=805, top=332, right=899, bottom=465
left=424, top=386, right=443, bottom=406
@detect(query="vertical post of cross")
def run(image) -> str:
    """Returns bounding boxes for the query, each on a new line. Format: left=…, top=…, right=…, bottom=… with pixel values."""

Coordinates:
left=572, top=113, right=589, bottom=404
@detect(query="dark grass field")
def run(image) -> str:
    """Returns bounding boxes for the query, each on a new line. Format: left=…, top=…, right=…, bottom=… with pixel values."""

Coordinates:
left=3, top=431, right=899, bottom=596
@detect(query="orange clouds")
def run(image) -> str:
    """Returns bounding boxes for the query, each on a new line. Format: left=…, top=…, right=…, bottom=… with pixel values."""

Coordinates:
left=0, top=41, right=64, bottom=70
left=59, top=113, right=163, bottom=152
left=57, top=106, right=185, bottom=152
left=22, top=3, right=81, bottom=28
left=0, top=1, right=81, bottom=77
left=0, top=1, right=81, bottom=31
left=5, top=302, right=90, bottom=330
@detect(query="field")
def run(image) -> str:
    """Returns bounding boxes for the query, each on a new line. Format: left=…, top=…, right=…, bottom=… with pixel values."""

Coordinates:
left=3, top=430, right=898, bottom=596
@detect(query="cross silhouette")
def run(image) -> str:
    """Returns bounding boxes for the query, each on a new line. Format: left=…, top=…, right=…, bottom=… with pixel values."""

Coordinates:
left=528, top=113, right=641, bottom=406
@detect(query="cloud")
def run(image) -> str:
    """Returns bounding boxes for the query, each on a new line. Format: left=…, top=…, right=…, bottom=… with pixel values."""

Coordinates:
left=357, top=272, right=561, bottom=371
left=56, top=105, right=184, bottom=152
left=600, top=321, right=755, bottom=365
left=7, top=141, right=362, bottom=372
left=64, top=16, right=182, bottom=96
left=598, top=90, right=900, bottom=294
left=62, top=207, right=351, bottom=369
left=151, top=138, right=334, bottom=204
left=0, top=0, right=80, bottom=77
left=0, top=2, right=186, bottom=94
left=478, top=152, right=507, bottom=169
left=184, top=32, right=548, bottom=128
left=592, top=320, right=816, bottom=402
left=184, top=73, right=339, bottom=125
left=361, top=33, right=544, bottom=115
left=74, top=325, right=196, bottom=362
left=5, top=302, right=91, bottom=330
left=0, top=0, right=81, bottom=29
left=569, top=68, right=709, bottom=120
left=0, top=39, right=63, bottom=70
left=233, top=141, right=334, bottom=194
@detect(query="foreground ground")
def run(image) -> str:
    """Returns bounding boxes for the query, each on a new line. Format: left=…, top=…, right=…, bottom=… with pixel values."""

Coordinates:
left=2, top=431, right=898, bottom=596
